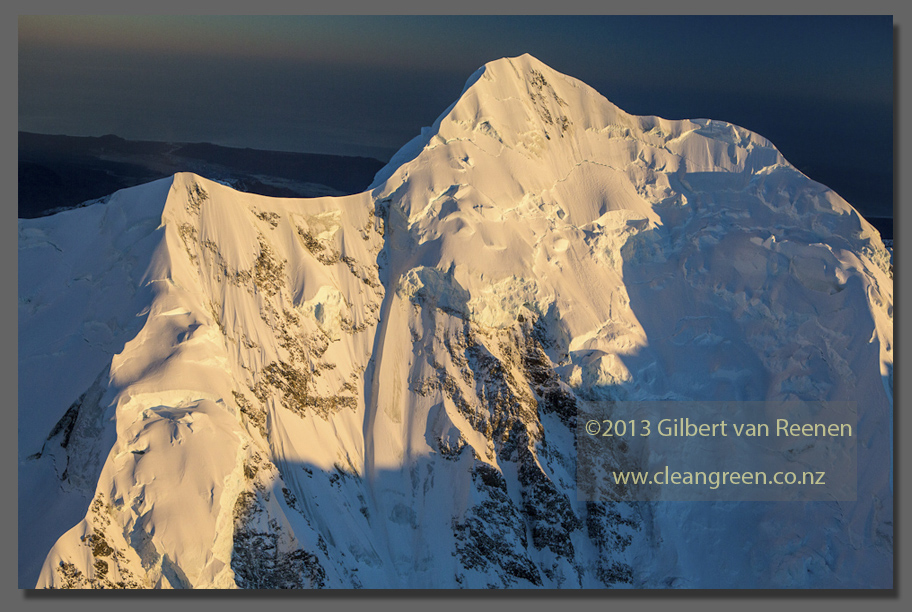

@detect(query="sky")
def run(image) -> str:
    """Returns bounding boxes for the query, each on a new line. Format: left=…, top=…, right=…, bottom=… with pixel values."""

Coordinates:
left=18, top=15, right=894, bottom=217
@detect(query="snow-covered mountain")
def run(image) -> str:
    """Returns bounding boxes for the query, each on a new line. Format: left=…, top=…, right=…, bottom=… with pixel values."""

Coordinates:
left=19, top=54, right=893, bottom=589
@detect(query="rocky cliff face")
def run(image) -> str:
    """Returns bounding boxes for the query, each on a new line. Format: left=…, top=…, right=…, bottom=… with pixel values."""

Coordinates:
left=19, top=54, right=892, bottom=588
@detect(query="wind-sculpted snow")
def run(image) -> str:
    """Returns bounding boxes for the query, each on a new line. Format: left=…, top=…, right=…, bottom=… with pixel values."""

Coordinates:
left=19, top=54, right=892, bottom=588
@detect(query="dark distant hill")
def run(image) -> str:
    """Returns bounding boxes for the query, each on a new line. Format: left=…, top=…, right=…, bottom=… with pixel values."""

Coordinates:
left=865, top=216, right=893, bottom=241
left=18, top=132, right=386, bottom=218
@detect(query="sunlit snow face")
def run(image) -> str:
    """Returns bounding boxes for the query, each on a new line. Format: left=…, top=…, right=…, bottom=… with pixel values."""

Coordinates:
left=19, top=52, right=893, bottom=590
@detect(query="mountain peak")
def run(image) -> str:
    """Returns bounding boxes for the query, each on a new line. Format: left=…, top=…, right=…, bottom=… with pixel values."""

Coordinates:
left=475, top=52, right=559, bottom=80
left=370, top=54, right=598, bottom=188
left=372, top=54, right=795, bottom=237
left=20, top=54, right=892, bottom=589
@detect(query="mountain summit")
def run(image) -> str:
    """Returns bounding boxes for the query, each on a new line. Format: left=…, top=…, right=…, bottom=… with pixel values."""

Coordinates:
left=19, top=54, right=892, bottom=588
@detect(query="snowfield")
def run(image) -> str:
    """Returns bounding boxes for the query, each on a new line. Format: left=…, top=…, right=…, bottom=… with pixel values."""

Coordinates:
left=19, top=54, right=892, bottom=588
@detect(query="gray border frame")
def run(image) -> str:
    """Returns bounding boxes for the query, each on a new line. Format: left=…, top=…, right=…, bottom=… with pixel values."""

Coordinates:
left=7, top=2, right=907, bottom=610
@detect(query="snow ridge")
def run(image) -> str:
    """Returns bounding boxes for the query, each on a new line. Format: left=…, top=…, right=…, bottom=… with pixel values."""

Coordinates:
left=19, top=54, right=892, bottom=589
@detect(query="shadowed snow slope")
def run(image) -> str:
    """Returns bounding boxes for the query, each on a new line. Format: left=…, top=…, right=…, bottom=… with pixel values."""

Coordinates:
left=19, top=54, right=892, bottom=589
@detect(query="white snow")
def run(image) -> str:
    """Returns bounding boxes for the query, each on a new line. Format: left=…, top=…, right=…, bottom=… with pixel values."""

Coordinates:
left=19, top=53, right=892, bottom=589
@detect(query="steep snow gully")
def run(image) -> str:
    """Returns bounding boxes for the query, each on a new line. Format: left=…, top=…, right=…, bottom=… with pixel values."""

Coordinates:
left=19, top=54, right=892, bottom=588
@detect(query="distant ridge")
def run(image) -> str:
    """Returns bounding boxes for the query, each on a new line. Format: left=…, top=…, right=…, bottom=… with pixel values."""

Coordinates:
left=18, top=132, right=386, bottom=218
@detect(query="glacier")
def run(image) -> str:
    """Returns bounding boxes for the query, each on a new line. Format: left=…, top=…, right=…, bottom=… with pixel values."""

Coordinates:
left=18, top=54, right=892, bottom=589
